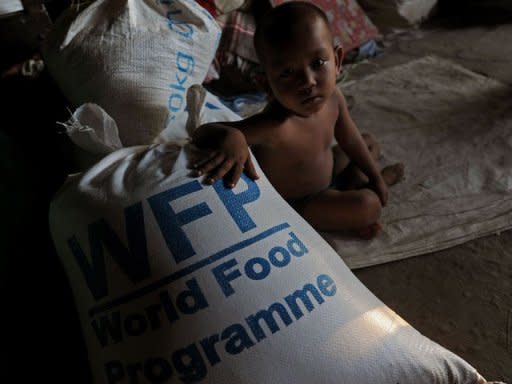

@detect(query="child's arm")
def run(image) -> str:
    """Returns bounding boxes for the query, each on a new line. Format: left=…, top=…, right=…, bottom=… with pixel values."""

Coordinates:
left=333, top=88, right=389, bottom=205
left=189, top=115, right=268, bottom=187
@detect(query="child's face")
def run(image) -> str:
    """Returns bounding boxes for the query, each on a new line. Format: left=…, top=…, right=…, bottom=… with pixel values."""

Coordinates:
left=261, top=17, right=343, bottom=117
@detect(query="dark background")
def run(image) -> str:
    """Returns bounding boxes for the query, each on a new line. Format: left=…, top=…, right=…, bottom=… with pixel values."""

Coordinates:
left=2, top=1, right=90, bottom=382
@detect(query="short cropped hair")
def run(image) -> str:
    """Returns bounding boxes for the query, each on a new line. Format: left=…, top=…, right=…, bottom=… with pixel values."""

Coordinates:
left=254, top=2, right=331, bottom=63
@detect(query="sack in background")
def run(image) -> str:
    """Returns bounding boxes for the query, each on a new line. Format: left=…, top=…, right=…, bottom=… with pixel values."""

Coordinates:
left=43, top=0, right=221, bottom=147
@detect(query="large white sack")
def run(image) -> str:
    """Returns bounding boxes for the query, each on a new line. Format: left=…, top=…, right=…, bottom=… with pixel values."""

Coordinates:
left=43, top=0, right=221, bottom=147
left=49, top=145, right=486, bottom=383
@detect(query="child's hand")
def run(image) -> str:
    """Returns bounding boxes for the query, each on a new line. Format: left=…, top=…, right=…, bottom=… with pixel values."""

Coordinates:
left=189, top=128, right=259, bottom=188
left=368, top=175, right=388, bottom=206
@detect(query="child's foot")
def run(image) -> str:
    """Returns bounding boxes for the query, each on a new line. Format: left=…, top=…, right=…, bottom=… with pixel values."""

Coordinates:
left=381, top=163, right=405, bottom=186
left=358, top=222, right=382, bottom=239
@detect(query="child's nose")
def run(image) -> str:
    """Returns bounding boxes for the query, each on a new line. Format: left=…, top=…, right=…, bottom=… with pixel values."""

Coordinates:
left=297, top=68, right=316, bottom=90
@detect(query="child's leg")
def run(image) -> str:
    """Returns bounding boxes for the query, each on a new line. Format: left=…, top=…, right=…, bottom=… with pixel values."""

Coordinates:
left=293, top=188, right=382, bottom=238
left=362, top=132, right=381, bottom=159
left=333, top=133, right=404, bottom=190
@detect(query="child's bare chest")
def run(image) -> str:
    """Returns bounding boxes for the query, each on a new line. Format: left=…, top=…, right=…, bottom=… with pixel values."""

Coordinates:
left=252, top=101, right=339, bottom=198
left=278, top=101, right=338, bottom=155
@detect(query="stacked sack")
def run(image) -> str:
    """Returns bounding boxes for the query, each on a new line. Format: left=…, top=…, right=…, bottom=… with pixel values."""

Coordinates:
left=43, top=0, right=221, bottom=146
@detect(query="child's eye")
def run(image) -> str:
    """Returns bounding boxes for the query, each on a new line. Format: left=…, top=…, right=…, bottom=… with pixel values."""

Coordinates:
left=312, top=58, right=327, bottom=68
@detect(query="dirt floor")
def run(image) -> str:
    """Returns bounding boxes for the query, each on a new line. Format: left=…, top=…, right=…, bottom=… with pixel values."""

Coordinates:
left=3, top=2, right=511, bottom=383
left=348, top=16, right=512, bottom=383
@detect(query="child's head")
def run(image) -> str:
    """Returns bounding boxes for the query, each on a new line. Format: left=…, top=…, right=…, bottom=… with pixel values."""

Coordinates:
left=254, top=2, right=343, bottom=116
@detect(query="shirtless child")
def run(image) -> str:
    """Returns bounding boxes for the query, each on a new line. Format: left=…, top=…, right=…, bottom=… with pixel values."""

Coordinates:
left=189, top=1, right=404, bottom=238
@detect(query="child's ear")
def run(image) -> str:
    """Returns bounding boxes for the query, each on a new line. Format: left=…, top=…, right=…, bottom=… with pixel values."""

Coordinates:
left=334, top=45, right=344, bottom=74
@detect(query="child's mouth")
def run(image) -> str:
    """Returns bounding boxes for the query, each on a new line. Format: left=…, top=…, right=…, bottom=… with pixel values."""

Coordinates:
left=302, top=95, right=322, bottom=105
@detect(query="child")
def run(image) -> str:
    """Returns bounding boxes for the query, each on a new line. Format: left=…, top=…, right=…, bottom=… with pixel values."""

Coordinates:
left=188, top=1, right=404, bottom=238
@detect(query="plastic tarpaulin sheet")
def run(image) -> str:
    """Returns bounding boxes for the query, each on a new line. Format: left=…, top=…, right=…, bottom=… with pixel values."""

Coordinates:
left=325, top=56, right=512, bottom=269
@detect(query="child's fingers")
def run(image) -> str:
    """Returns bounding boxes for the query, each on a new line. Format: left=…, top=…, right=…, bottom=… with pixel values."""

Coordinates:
left=227, top=162, right=245, bottom=188
left=204, top=158, right=235, bottom=185
left=244, top=156, right=259, bottom=180
left=187, top=151, right=217, bottom=169
left=196, top=152, right=225, bottom=175
left=192, top=151, right=218, bottom=168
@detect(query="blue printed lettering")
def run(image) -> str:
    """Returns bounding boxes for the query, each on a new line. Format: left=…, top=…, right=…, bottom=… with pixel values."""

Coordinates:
left=168, top=93, right=184, bottom=113
left=199, top=335, right=221, bottom=366
left=168, top=52, right=195, bottom=128
left=212, top=258, right=241, bottom=297
left=213, top=174, right=260, bottom=233
left=67, top=202, right=150, bottom=300
left=144, top=358, right=173, bottom=383
left=246, top=303, right=293, bottom=342
left=92, top=310, right=123, bottom=347
left=287, top=232, right=308, bottom=256
left=160, top=290, right=180, bottom=323
left=244, top=257, right=271, bottom=280
left=268, top=246, right=291, bottom=267
left=92, top=279, right=208, bottom=347
left=145, top=303, right=164, bottom=330
left=105, top=273, right=337, bottom=383
left=148, top=180, right=212, bottom=264
left=69, top=177, right=262, bottom=301
left=175, top=278, right=209, bottom=314
left=222, top=323, right=255, bottom=355
left=124, top=313, right=148, bottom=337
left=176, top=52, right=195, bottom=74
left=212, top=232, right=308, bottom=297
left=172, top=344, right=207, bottom=382
left=317, top=274, right=337, bottom=297
left=284, top=284, right=325, bottom=320
left=166, top=10, right=194, bottom=38
left=170, top=75, right=187, bottom=92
